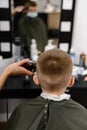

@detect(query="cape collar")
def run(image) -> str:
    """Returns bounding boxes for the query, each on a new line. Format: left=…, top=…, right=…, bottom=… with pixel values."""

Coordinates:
left=40, top=92, right=70, bottom=101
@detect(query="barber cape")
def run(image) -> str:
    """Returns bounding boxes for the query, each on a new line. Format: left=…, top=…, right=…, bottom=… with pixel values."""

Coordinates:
left=18, top=15, right=47, bottom=55
left=8, top=93, right=87, bottom=130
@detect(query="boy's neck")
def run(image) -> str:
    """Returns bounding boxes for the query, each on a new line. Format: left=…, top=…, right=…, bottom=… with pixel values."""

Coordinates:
left=42, top=88, right=66, bottom=96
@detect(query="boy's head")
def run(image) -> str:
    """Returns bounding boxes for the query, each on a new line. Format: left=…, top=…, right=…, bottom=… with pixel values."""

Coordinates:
left=34, top=48, right=74, bottom=94
left=25, top=1, right=37, bottom=12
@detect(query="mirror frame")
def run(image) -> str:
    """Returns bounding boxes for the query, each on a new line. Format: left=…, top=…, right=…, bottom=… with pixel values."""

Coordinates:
left=0, top=0, right=12, bottom=58
left=0, top=0, right=76, bottom=58
left=59, top=0, right=76, bottom=52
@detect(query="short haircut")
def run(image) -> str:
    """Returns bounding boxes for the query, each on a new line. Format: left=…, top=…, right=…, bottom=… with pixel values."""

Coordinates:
left=36, top=48, right=73, bottom=91
left=25, top=1, right=37, bottom=9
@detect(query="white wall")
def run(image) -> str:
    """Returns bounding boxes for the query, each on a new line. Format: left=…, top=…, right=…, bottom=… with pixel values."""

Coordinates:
left=72, top=0, right=87, bottom=64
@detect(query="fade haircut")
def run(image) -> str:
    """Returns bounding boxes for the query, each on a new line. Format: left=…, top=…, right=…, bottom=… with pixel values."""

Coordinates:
left=36, top=48, right=73, bottom=91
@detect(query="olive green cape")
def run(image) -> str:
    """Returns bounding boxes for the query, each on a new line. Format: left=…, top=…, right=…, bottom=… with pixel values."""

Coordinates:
left=8, top=96, right=87, bottom=130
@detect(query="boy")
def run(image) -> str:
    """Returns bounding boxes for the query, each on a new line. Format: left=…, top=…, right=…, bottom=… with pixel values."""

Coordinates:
left=0, top=59, right=32, bottom=90
left=8, top=48, right=87, bottom=130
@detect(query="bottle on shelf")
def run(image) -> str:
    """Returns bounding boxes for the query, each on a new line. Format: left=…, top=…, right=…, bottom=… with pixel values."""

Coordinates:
left=30, top=39, right=38, bottom=61
left=79, top=52, right=86, bottom=68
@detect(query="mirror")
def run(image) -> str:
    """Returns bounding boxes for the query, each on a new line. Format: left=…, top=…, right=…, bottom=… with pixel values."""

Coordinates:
left=11, top=0, right=61, bottom=58
left=0, top=0, right=76, bottom=59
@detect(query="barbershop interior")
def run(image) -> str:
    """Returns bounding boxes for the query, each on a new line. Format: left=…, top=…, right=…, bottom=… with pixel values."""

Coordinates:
left=1, top=0, right=87, bottom=130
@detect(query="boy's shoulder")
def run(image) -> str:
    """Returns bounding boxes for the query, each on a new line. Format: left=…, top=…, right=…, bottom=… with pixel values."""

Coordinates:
left=57, top=98, right=87, bottom=112
left=57, top=98, right=87, bottom=117
left=66, top=98, right=87, bottom=110
left=8, top=96, right=46, bottom=130
left=15, top=96, right=46, bottom=111
left=16, top=97, right=87, bottom=111
left=13, top=96, right=87, bottom=116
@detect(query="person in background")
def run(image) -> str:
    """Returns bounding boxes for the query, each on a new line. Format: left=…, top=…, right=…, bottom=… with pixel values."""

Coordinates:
left=8, top=48, right=87, bottom=130
left=17, top=0, right=48, bottom=57
left=0, top=59, right=33, bottom=90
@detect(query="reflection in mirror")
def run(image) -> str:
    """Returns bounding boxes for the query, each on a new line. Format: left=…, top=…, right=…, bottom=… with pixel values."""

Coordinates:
left=11, top=0, right=61, bottom=59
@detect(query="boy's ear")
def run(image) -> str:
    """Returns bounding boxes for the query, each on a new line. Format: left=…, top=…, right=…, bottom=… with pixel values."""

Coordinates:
left=68, top=76, right=75, bottom=88
left=33, top=75, right=39, bottom=85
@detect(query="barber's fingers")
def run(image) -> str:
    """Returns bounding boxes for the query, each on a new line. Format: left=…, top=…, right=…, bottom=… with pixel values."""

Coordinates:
left=19, top=66, right=33, bottom=76
left=15, top=6, right=24, bottom=12
left=16, top=59, right=33, bottom=76
left=17, top=58, right=29, bottom=66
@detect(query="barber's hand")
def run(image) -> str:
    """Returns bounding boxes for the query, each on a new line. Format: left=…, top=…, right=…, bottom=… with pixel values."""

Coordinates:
left=11, top=6, right=24, bottom=15
left=5, top=59, right=33, bottom=77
